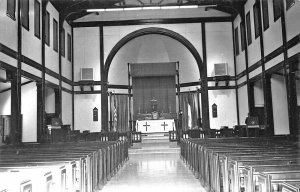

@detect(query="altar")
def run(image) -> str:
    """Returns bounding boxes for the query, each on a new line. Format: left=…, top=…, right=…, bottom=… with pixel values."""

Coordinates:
left=136, top=119, right=175, bottom=133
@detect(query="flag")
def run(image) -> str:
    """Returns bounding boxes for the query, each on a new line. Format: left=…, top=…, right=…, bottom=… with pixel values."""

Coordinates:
left=113, top=95, right=117, bottom=132
left=187, top=103, right=192, bottom=129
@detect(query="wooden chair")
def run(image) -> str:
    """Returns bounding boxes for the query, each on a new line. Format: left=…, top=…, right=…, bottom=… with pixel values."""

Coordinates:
left=246, top=116, right=260, bottom=137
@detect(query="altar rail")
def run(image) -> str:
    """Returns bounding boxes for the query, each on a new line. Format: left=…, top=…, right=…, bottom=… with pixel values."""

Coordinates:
left=0, top=140, right=129, bottom=192
left=180, top=136, right=300, bottom=192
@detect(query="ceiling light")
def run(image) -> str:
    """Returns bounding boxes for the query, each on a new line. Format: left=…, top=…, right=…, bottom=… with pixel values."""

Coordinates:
left=142, top=6, right=161, bottom=10
left=105, top=8, right=124, bottom=12
left=124, top=7, right=143, bottom=11
left=161, top=6, right=180, bottom=9
left=179, top=5, right=199, bottom=9
left=86, top=9, right=105, bottom=12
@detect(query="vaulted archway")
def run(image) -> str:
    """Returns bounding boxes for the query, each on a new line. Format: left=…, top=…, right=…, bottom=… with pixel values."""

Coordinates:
left=101, top=27, right=210, bottom=131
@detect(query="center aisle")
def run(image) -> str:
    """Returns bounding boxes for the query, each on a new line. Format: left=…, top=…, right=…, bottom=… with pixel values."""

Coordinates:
left=102, top=133, right=206, bottom=192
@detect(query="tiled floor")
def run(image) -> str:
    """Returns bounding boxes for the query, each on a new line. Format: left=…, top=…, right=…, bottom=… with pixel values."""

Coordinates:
left=102, top=134, right=206, bottom=192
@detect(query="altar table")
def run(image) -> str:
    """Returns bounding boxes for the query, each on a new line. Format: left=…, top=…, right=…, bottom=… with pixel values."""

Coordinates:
left=136, top=119, right=175, bottom=133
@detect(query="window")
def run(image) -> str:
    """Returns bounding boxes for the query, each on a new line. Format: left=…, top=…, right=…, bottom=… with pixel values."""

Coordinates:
left=253, top=3, right=261, bottom=39
left=45, top=11, right=50, bottom=46
left=21, top=0, right=29, bottom=30
left=34, top=0, right=40, bottom=38
left=246, top=11, right=252, bottom=45
left=273, top=0, right=282, bottom=21
left=261, top=0, right=269, bottom=31
left=67, top=33, right=72, bottom=61
left=53, top=19, right=58, bottom=52
left=7, top=0, right=16, bottom=20
left=234, top=27, right=239, bottom=56
left=240, top=23, right=246, bottom=52
left=60, top=28, right=65, bottom=57
left=286, top=0, right=295, bottom=10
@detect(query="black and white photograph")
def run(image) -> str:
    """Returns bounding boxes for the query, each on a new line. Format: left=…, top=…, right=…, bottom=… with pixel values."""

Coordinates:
left=0, top=0, right=300, bottom=191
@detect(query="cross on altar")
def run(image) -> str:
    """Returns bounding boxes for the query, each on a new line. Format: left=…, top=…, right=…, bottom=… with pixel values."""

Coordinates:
left=161, top=122, right=168, bottom=131
left=143, top=122, right=150, bottom=131
left=150, top=97, right=158, bottom=111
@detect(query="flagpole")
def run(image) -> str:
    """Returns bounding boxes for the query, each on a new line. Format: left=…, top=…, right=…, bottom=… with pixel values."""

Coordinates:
left=109, top=91, right=112, bottom=131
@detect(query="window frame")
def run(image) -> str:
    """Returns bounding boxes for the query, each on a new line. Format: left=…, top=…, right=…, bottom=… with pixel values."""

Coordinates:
left=45, top=11, right=50, bottom=46
left=261, top=0, right=269, bottom=31
left=6, top=0, right=16, bottom=20
left=240, top=22, right=246, bottom=52
left=234, top=27, right=240, bottom=56
left=246, top=11, right=252, bottom=45
left=253, top=2, right=261, bottom=39
left=53, top=19, right=58, bottom=52
left=34, top=0, right=40, bottom=39
left=286, top=0, right=295, bottom=11
left=60, top=28, right=65, bottom=57
left=273, top=0, right=282, bottom=22
left=67, top=33, right=72, bottom=62
left=21, top=0, right=30, bottom=30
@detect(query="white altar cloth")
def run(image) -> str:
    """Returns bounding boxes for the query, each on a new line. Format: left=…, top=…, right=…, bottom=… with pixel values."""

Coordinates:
left=136, top=119, right=175, bottom=133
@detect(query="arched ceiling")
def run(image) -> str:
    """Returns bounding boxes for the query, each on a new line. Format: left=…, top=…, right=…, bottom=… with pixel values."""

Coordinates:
left=49, top=0, right=246, bottom=23
left=108, top=34, right=199, bottom=85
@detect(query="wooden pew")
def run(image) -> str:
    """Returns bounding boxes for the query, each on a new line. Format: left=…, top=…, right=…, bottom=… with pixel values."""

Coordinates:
left=180, top=137, right=299, bottom=192
left=0, top=140, right=129, bottom=192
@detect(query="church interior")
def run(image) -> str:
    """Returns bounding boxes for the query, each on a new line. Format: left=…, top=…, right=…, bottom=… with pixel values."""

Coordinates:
left=0, top=0, right=300, bottom=191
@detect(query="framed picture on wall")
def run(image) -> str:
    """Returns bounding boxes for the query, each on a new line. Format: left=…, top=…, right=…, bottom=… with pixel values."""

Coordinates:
left=20, top=180, right=32, bottom=192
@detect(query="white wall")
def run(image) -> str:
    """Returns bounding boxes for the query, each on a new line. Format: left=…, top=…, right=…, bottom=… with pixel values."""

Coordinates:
left=45, top=2, right=59, bottom=75
left=234, top=15, right=247, bottom=75
left=271, top=74, right=289, bottom=135
left=62, top=91, right=72, bottom=126
left=21, top=82, right=37, bottom=142
left=45, top=87, right=55, bottom=113
left=285, top=1, right=300, bottom=41
left=238, top=85, right=249, bottom=125
left=0, top=0, right=18, bottom=51
left=74, top=94, right=101, bottom=132
left=262, top=0, right=283, bottom=56
left=22, top=0, right=42, bottom=64
left=73, top=27, right=100, bottom=82
left=244, top=0, right=261, bottom=68
left=254, top=80, right=264, bottom=107
left=208, top=89, right=237, bottom=129
left=62, top=21, right=72, bottom=80
left=0, top=90, right=11, bottom=115
left=206, top=22, right=235, bottom=77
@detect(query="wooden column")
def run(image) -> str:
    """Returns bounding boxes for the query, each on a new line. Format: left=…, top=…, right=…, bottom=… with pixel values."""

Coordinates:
left=201, top=22, right=210, bottom=130
left=10, top=0, right=23, bottom=144
left=254, top=0, right=274, bottom=135
left=100, top=26, right=108, bottom=132
left=36, top=82, right=46, bottom=142
left=232, top=21, right=240, bottom=125
left=10, top=73, right=21, bottom=144
left=54, top=88, right=61, bottom=117
left=128, top=63, right=132, bottom=131
left=57, top=16, right=64, bottom=119
left=37, top=0, right=48, bottom=142
left=71, top=27, right=75, bottom=130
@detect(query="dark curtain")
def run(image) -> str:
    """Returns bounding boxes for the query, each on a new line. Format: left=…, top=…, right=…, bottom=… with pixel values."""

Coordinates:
left=131, top=62, right=177, bottom=119
left=132, top=76, right=176, bottom=115
left=179, top=92, right=200, bottom=131
left=110, top=94, right=129, bottom=133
